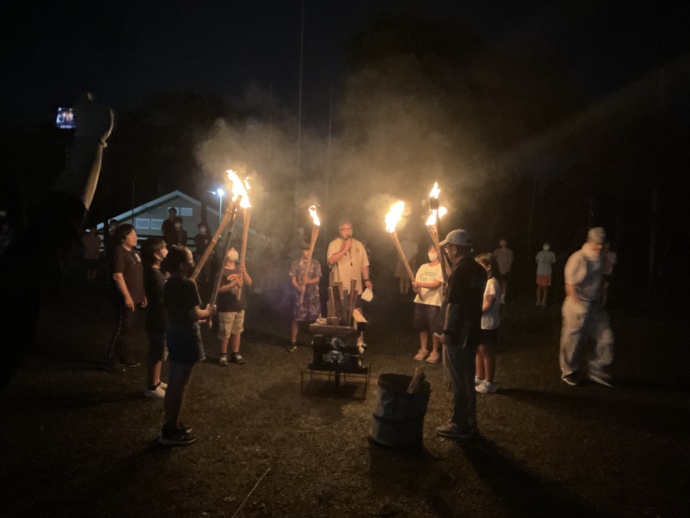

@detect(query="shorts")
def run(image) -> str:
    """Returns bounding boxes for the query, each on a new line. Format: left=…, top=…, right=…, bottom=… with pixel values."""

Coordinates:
left=480, top=328, right=499, bottom=346
left=147, top=330, right=166, bottom=362
left=167, top=324, right=205, bottom=364
left=217, top=310, right=244, bottom=339
left=536, top=274, right=552, bottom=286
left=413, top=303, right=441, bottom=333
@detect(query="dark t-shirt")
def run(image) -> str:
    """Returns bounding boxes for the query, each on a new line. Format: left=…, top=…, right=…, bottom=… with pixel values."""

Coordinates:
left=144, top=266, right=169, bottom=332
left=112, top=246, right=145, bottom=304
left=216, top=265, right=245, bottom=313
left=164, top=276, right=202, bottom=326
left=161, top=219, right=177, bottom=246
left=444, top=256, right=486, bottom=345
left=194, top=233, right=212, bottom=255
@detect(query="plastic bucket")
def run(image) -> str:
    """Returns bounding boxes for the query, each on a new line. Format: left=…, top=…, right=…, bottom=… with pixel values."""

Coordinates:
left=369, top=373, right=430, bottom=449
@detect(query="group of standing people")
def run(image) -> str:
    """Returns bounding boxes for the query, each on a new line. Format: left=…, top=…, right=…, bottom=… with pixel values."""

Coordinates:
left=403, top=226, right=616, bottom=441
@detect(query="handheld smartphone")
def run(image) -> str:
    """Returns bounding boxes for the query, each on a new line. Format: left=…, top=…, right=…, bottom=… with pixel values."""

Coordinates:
left=56, top=107, right=76, bottom=129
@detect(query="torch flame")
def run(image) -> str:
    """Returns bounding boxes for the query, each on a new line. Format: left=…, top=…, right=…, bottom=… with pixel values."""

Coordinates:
left=426, top=212, right=437, bottom=226
left=385, top=201, right=405, bottom=233
left=430, top=182, right=440, bottom=199
left=227, top=170, right=251, bottom=208
left=308, top=205, right=321, bottom=226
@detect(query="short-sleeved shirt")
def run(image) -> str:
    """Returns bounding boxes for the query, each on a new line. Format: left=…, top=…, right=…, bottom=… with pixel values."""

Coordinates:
left=327, top=237, right=369, bottom=293
left=112, top=246, right=145, bottom=304
left=481, top=277, right=501, bottom=330
left=444, top=256, right=486, bottom=346
left=564, top=246, right=602, bottom=302
left=445, top=257, right=487, bottom=323
left=164, top=276, right=202, bottom=325
left=144, top=266, right=169, bottom=332
left=216, top=265, right=245, bottom=313
left=413, top=262, right=443, bottom=307
left=494, top=247, right=514, bottom=275
left=535, top=250, right=556, bottom=275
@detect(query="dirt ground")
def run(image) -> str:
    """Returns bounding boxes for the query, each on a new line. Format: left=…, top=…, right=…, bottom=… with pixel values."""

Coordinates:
left=1, top=269, right=689, bottom=518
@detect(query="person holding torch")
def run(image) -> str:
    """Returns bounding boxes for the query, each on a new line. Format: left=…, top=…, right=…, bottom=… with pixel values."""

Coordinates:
left=289, top=240, right=322, bottom=351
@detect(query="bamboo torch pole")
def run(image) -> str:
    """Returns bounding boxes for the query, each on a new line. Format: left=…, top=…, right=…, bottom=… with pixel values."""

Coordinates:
left=389, top=231, right=415, bottom=282
left=237, top=206, right=251, bottom=298
left=298, top=223, right=320, bottom=305
left=191, top=198, right=239, bottom=281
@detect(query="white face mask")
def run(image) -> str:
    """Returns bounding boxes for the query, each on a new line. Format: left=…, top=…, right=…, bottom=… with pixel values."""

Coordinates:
left=227, top=250, right=239, bottom=262
left=428, top=252, right=438, bottom=262
left=543, top=245, right=550, bottom=251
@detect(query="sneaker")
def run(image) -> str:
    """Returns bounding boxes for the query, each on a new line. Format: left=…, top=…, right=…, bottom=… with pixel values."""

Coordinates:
left=144, top=384, right=166, bottom=399
left=474, top=376, right=483, bottom=386
left=157, top=426, right=196, bottom=447
left=436, top=423, right=476, bottom=440
left=158, top=381, right=168, bottom=390
left=476, top=381, right=498, bottom=393
left=287, top=342, right=297, bottom=352
left=426, top=351, right=440, bottom=364
left=414, top=350, right=429, bottom=362
left=562, top=373, right=580, bottom=386
left=230, top=353, right=245, bottom=365
left=120, top=358, right=141, bottom=367
left=177, top=423, right=193, bottom=434
left=587, top=372, right=612, bottom=387
left=218, top=355, right=229, bottom=367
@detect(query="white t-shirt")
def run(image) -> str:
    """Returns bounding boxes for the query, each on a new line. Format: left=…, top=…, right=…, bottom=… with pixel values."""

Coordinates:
left=413, top=262, right=443, bottom=307
left=481, top=277, right=501, bottom=330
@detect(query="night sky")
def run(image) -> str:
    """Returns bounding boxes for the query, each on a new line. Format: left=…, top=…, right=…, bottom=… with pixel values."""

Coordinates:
left=2, top=0, right=686, bottom=128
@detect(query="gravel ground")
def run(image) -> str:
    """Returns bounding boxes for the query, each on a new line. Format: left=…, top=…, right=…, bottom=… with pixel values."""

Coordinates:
left=1, top=274, right=688, bottom=517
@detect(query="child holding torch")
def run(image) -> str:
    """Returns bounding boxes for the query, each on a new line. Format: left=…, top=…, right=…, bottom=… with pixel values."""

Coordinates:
left=217, top=248, right=252, bottom=366
left=158, top=245, right=214, bottom=447
left=411, top=245, right=444, bottom=363
left=289, top=240, right=322, bottom=351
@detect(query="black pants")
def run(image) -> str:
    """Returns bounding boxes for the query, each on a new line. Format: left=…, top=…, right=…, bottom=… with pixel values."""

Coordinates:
left=107, top=304, right=141, bottom=364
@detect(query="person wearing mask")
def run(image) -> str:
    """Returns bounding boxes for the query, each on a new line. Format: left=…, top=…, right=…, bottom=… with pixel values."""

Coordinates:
left=411, top=245, right=443, bottom=363
left=474, top=253, right=502, bottom=394
left=535, top=242, right=556, bottom=306
left=216, top=248, right=252, bottom=366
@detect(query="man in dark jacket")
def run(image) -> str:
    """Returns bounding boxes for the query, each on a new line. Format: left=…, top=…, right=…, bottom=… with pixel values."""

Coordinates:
left=437, top=229, right=487, bottom=440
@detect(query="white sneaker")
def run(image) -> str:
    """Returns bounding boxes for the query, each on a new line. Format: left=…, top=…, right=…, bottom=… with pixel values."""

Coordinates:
left=158, top=381, right=168, bottom=390
left=474, top=376, right=483, bottom=386
left=144, top=385, right=166, bottom=399
left=476, top=381, right=498, bottom=393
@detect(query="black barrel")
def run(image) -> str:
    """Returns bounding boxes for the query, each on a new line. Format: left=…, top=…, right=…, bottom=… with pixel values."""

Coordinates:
left=369, top=373, right=430, bottom=449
